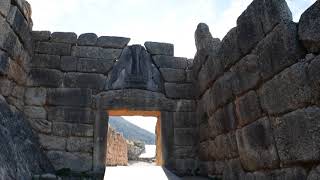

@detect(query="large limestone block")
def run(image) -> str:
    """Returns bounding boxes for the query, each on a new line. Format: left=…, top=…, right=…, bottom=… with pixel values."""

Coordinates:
left=173, top=112, right=196, bottom=128
left=71, top=46, right=122, bottom=59
left=174, top=128, right=196, bottom=146
left=28, top=118, right=52, bottom=134
left=24, top=88, right=46, bottom=106
left=216, top=27, right=243, bottom=70
left=64, top=72, right=106, bottom=90
left=47, top=88, right=92, bottom=107
left=46, top=151, right=92, bottom=172
left=31, top=54, right=61, bottom=69
left=236, top=0, right=292, bottom=54
left=0, top=50, right=9, bottom=75
left=144, top=41, right=174, bottom=56
left=235, top=91, right=262, bottom=127
left=208, top=103, right=237, bottom=138
left=77, top=58, right=114, bottom=74
left=38, top=134, right=66, bottom=151
left=242, top=167, right=307, bottom=180
left=77, top=33, right=98, bottom=46
left=253, top=22, right=304, bottom=80
left=195, top=23, right=221, bottom=51
left=50, top=32, right=77, bottom=44
left=35, top=42, right=71, bottom=56
left=24, top=106, right=46, bottom=119
left=6, top=6, right=31, bottom=50
left=153, top=55, right=188, bottom=69
left=66, top=137, right=93, bottom=153
left=209, top=133, right=238, bottom=160
left=259, top=62, right=312, bottom=115
left=299, top=1, right=320, bottom=54
left=197, top=55, right=223, bottom=94
left=32, top=31, right=51, bottom=41
left=165, top=83, right=195, bottom=99
left=231, top=55, right=260, bottom=95
left=0, top=0, right=10, bottom=17
left=271, top=107, right=320, bottom=165
left=97, top=36, right=130, bottom=48
left=27, top=69, right=63, bottom=88
left=52, top=122, right=93, bottom=137
left=160, top=68, right=185, bottom=83
left=60, top=56, right=77, bottom=71
left=236, top=117, right=279, bottom=171
left=47, top=106, right=94, bottom=124
left=107, top=45, right=163, bottom=92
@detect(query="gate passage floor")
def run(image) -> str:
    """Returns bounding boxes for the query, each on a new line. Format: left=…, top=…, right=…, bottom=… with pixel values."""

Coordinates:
left=104, top=166, right=209, bottom=180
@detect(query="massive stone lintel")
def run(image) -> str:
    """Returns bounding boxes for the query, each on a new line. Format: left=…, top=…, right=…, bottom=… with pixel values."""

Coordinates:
left=107, top=45, right=164, bottom=92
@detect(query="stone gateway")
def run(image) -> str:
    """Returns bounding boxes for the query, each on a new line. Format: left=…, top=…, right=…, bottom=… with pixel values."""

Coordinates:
left=0, top=0, right=319, bottom=179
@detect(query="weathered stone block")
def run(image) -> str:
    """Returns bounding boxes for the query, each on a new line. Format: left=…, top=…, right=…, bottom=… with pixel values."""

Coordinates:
left=271, top=107, right=320, bottom=165
left=47, top=106, right=94, bottom=124
left=66, top=137, right=93, bottom=153
left=173, top=112, right=196, bottom=128
left=11, top=85, right=24, bottom=99
left=209, top=72, right=234, bottom=115
left=46, top=151, right=92, bottom=172
left=198, top=55, right=223, bottom=94
left=97, top=36, right=130, bottom=48
left=160, top=68, right=185, bottom=82
left=195, top=23, right=221, bottom=51
left=217, top=27, right=243, bottom=70
left=64, top=72, right=106, bottom=90
left=152, top=55, right=188, bottom=69
left=8, top=59, right=26, bottom=85
left=222, top=159, right=244, bottom=180
left=77, top=58, right=114, bottom=74
left=259, top=62, right=312, bottom=115
left=174, top=146, right=195, bottom=159
left=7, top=96, right=24, bottom=111
left=38, top=134, right=66, bottom=151
left=144, top=41, right=174, bottom=56
left=308, top=165, right=320, bottom=180
left=35, top=42, right=71, bottom=56
left=31, top=31, right=51, bottom=41
left=61, top=56, right=77, bottom=71
left=299, top=1, right=320, bottom=54
left=77, top=33, right=98, bottom=46
left=185, top=70, right=193, bottom=83
left=175, top=159, right=196, bottom=175
left=254, top=22, right=304, bottom=80
left=0, top=50, right=9, bottom=75
left=24, top=88, right=46, bottom=106
left=165, top=83, right=194, bottom=99
left=52, top=122, right=93, bottom=137
left=28, top=118, right=51, bottom=134
left=51, top=32, right=77, bottom=44
left=208, top=103, right=237, bottom=138
left=6, top=6, right=31, bottom=49
left=0, top=0, right=10, bottom=17
left=0, top=77, right=12, bottom=96
left=71, top=46, right=122, bottom=59
left=47, top=88, right=92, bottom=107
left=209, top=133, right=238, bottom=160
left=242, top=167, right=307, bottom=180
left=24, top=106, right=46, bottom=119
left=235, top=91, right=262, bottom=127
left=174, top=100, right=196, bottom=112
left=174, top=128, right=196, bottom=146
left=31, top=54, right=60, bottom=69
left=0, top=16, right=23, bottom=60
left=231, top=55, right=260, bottom=95
left=27, top=69, right=63, bottom=87
left=236, top=117, right=279, bottom=171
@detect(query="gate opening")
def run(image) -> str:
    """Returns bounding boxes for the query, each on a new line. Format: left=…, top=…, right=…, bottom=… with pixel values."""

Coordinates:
left=106, top=110, right=163, bottom=167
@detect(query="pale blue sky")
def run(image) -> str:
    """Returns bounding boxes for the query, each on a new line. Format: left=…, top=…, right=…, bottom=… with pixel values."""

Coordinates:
left=28, top=0, right=315, bottom=58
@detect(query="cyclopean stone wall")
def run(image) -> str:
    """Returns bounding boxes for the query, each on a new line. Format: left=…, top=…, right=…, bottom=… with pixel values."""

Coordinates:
left=106, top=125, right=128, bottom=166
left=0, top=0, right=54, bottom=179
left=194, top=0, right=320, bottom=179
left=28, top=29, right=197, bottom=174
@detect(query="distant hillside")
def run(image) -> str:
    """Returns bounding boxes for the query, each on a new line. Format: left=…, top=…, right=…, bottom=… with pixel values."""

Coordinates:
left=108, top=116, right=155, bottom=145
